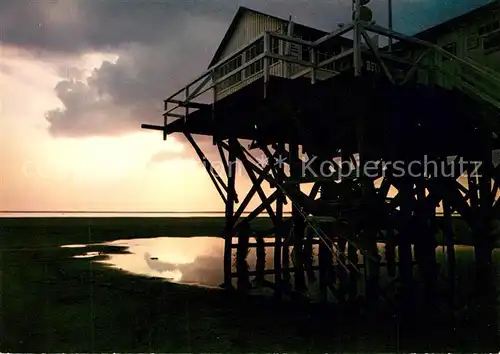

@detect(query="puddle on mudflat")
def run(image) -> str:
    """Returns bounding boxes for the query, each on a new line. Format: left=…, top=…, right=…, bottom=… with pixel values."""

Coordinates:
left=61, top=244, right=87, bottom=248
left=95, top=237, right=225, bottom=287
left=74, top=251, right=100, bottom=259
left=64, top=237, right=500, bottom=299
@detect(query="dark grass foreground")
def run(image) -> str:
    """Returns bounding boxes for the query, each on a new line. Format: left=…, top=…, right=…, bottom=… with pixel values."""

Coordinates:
left=0, top=217, right=498, bottom=352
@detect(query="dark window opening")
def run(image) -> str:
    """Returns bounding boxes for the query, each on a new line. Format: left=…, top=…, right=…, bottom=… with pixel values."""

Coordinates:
left=484, top=31, right=500, bottom=52
left=244, top=59, right=264, bottom=78
left=442, top=42, right=456, bottom=61
left=215, top=54, right=243, bottom=90
left=467, top=37, right=480, bottom=50
left=479, top=20, right=500, bottom=36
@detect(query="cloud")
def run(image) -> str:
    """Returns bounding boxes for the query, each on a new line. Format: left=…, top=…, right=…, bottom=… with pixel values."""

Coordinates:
left=0, top=0, right=234, bottom=54
left=44, top=15, right=227, bottom=137
left=147, top=149, right=190, bottom=166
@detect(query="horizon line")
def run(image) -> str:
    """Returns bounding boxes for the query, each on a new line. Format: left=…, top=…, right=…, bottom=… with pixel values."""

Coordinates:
left=0, top=210, right=293, bottom=214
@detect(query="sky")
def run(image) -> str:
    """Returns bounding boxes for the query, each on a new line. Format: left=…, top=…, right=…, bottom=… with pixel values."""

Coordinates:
left=0, top=0, right=493, bottom=212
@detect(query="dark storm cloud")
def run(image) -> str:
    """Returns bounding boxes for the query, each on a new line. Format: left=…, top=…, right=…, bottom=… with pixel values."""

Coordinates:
left=34, top=0, right=356, bottom=138
left=1, top=0, right=492, bottom=139
left=0, top=0, right=235, bottom=53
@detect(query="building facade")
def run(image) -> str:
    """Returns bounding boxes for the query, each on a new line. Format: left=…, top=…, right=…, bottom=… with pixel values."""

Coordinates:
left=209, top=7, right=352, bottom=100
left=209, top=3, right=500, bottom=101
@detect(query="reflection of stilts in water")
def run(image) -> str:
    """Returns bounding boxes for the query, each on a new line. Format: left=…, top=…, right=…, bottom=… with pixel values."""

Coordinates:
left=235, top=223, right=251, bottom=292
left=235, top=222, right=272, bottom=291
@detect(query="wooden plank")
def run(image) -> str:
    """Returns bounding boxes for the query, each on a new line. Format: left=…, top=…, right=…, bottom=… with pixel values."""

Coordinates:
left=141, top=124, right=164, bottom=131
left=167, top=99, right=210, bottom=110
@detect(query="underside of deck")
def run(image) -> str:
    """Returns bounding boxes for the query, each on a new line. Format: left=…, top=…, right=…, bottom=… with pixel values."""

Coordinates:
left=162, top=73, right=500, bottom=159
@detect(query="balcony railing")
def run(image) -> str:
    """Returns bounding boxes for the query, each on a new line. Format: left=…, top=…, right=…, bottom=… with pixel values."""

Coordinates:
left=151, top=21, right=500, bottom=139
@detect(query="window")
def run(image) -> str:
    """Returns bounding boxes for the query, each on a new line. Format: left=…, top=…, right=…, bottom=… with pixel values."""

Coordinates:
left=270, top=37, right=280, bottom=64
left=243, top=39, right=265, bottom=78
left=484, top=31, right=500, bottom=52
left=316, top=51, right=336, bottom=71
left=215, top=55, right=242, bottom=79
left=479, top=20, right=500, bottom=36
left=215, top=54, right=242, bottom=90
left=244, top=59, right=264, bottom=77
left=301, top=48, right=310, bottom=62
left=244, top=39, right=264, bottom=61
left=217, top=72, right=242, bottom=91
left=442, top=42, right=456, bottom=61
left=287, top=42, right=302, bottom=61
left=467, top=37, right=480, bottom=50
left=271, top=37, right=280, bottom=54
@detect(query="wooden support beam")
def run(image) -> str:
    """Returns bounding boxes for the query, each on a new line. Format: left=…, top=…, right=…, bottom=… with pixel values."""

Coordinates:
left=414, top=174, right=437, bottom=310
left=474, top=127, right=495, bottom=305
left=217, top=142, right=229, bottom=179
left=163, top=112, right=184, bottom=119
left=442, top=193, right=456, bottom=303
left=236, top=225, right=251, bottom=292
left=274, top=142, right=285, bottom=299
left=230, top=240, right=321, bottom=248
left=313, top=23, right=354, bottom=46
left=236, top=143, right=279, bottom=224
left=260, top=145, right=284, bottom=188
left=269, top=31, right=314, bottom=47
left=396, top=168, right=416, bottom=318
left=167, top=99, right=210, bottom=110
left=236, top=190, right=280, bottom=228
left=309, top=182, right=321, bottom=200
left=360, top=27, right=395, bottom=85
left=186, top=74, right=212, bottom=101
left=364, top=22, right=500, bottom=85
left=263, top=33, right=270, bottom=99
left=184, top=133, right=228, bottom=204
left=233, top=157, right=274, bottom=222
left=141, top=123, right=164, bottom=132
left=400, top=49, right=430, bottom=86
left=242, top=144, right=266, bottom=168
left=223, top=138, right=237, bottom=288
left=219, top=141, right=277, bottom=187
left=289, top=137, right=307, bottom=294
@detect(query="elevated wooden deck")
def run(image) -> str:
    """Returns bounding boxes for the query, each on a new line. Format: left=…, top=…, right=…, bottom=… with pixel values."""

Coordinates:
left=151, top=72, right=500, bottom=159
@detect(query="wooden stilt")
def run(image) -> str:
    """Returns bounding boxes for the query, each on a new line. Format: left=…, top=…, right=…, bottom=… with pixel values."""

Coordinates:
left=442, top=194, right=456, bottom=303
left=414, top=173, right=437, bottom=310
left=304, top=225, right=316, bottom=284
left=318, top=230, right=331, bottom=303
left=398, top=177, right=416, bottom=319
left=223, top=138, right=237, bottom=289
left=274, top=143, right=285, bottom=299
left=290, top=139, right=307, bottom=296
left=255, top=234, right=266, bottom=286
left=236, top=224, right=251, bottom=292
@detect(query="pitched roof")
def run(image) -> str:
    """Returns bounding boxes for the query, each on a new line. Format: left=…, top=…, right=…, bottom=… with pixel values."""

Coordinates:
left=207, top=6, right=349, bottom=68
left=381, top=1, right=498, bottom=52
left=413, top=1, right=499, bottom=41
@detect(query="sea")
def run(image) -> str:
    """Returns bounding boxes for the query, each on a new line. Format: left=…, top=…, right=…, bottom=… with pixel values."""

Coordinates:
left=0, top=211, right=291, bottom=218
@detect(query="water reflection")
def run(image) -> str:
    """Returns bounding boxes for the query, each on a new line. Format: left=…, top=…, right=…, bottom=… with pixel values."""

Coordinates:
left=96, top=237, right=225, bottom=287
left=66, top=236, right=500, bottom=294
left=61, top=244, right=87, bottom=248
left=75, top=251, right=100, bottom=259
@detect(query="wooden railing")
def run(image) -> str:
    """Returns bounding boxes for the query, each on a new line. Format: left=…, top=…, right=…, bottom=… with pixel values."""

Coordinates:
left=145, top=20, right=500, bottom=140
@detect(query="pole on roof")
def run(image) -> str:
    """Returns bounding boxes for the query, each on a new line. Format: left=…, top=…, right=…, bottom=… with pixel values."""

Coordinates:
left=388, top=0, right=393, bottom=52
left=353, top=0, right=362, bottom=76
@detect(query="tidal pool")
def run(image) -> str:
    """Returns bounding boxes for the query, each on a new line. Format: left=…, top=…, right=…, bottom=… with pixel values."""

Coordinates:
left=64, top=236, right=500, bottom=298
left=94, top=237, right=226, bottom=287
